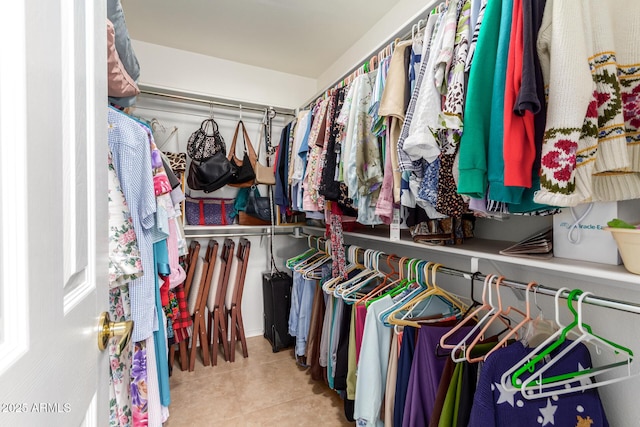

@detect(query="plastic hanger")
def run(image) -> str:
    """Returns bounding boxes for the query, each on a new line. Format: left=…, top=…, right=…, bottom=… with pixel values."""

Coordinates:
left=523, top=285, right=558, bottom=348
left=368, top=257, right=416, bottom=309
left=286, top=237, right=318, bottom=268
left=499, top=287, right=571, bottom=392
left=514, top=290, right=636, bottom=399
left=464, top=277, right=528, bottom=363
left=440, top=274, right=495, bottom=351
left=356, top=254, right=402, bottom=306
left=442, top=275, right=511, bottom=363
left=460, top=272, right=483, bottom=319
left=387, top=263, right=461, bottom=329
left=377, top=259, right=428, bottom=326
left=335, top=249, right=380, bottom=299
left=479, top=282, right=538, bottom=361
left=323, top=246, right=365, bottom=294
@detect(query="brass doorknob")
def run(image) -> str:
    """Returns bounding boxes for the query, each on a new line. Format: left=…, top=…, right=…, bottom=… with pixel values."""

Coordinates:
left=98, top=312, right=133, bottom=353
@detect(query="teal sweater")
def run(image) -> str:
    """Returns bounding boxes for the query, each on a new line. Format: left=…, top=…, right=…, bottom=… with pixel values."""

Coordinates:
left=457, top=0, right=503, bottom=199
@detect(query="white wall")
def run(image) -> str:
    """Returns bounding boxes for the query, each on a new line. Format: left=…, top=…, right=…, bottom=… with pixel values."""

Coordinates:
left=314, top=0, right=440, bottom=94
left=132, top=40, right=317, bottom=110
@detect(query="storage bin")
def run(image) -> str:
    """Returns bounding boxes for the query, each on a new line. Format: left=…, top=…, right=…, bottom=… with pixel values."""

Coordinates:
left=605, top=227, right=640, bottom=274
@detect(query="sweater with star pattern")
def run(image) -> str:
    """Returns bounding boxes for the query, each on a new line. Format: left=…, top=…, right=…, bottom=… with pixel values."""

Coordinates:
left=468, top=341, right=609, bottom=427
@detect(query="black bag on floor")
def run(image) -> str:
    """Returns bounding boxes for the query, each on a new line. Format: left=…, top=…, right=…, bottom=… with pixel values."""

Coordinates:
left=262, top=271, right=294, bottom=352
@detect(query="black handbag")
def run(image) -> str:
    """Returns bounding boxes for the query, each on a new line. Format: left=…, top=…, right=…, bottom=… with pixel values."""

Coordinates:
left=245, top=185, right=272, bottom=223
left=227, top=121, right=257, bottom=187
left=187, top=150, right=234, bottom=193
left=187, top=118, right=226, bottom=161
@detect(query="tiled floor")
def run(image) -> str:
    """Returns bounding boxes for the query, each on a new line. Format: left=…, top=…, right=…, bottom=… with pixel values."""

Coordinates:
left=165, top=336, right=354, bottom=426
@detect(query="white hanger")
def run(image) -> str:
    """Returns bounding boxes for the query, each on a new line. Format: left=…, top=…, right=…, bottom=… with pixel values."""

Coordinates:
left=441, top=274, right=502, bottom=363
left=335, top=249, right=379, bottom=298
left=340, top=251, right=386, bottom=302
left=517, top=291, right=637, bottom=400
left=322, top=245, right=361, bottom=294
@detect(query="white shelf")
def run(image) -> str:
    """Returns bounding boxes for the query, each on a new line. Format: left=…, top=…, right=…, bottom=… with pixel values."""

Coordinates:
left=302, top=226, right=640, bottom=288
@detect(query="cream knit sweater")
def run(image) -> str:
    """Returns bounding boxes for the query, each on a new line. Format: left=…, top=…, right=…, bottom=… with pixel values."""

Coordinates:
left=534, top=0, right=640, bottom=207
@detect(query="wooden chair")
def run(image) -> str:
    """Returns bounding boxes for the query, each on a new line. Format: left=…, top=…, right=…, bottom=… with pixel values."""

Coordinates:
left=206, top=238, right=234, bottom=366
left=226, top=238, right=251, bottom=362
left=169, top=240, right=200, bottom=372
left=185, top=240, right=218, bottom=371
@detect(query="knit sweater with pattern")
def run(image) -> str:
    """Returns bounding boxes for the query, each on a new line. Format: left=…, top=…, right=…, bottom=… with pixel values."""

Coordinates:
left=534, top=0, right=640, bottom=206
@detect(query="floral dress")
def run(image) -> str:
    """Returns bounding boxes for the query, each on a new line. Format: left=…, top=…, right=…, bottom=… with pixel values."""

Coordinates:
left=108, top=150, right=143, bottom=427
left=108, top=151, right=142, bottom=287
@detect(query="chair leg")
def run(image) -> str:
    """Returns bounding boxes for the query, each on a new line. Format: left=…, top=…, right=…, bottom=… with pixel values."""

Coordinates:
left=217, top=308, right=230, bottom=362
left=236, top=308, right=248, bottom=358
left=189, top=317, right=199, bottom=371
left=229, top=307, right=236, bottom=363
left=198, top=314, right=210, bottom=367
left=179, top=340, right=188, bottom=371
left=209, top=312, right=217, bottom=366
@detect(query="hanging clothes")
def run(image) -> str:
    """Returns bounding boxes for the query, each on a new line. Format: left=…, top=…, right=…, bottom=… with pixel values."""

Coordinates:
left=467, top=341, right=609, bottom=426
left=108, top=107, right=157, bottom=344
left=457, top=0, right=503, bottom=200
left=353, top=295, right=394, bottom=427
left=402, top=322, right=474, bottom=426
left=534, top=0, right=640, bottom=206
left=379, top=40, right=412, bottom=204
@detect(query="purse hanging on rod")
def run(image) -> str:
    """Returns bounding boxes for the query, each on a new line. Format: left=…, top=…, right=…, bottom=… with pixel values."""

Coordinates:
left=227, top=120, right=257, bottom=187
left=254, top=110, right=276, bottom=185
left=186, top=116, right=235, bottom=192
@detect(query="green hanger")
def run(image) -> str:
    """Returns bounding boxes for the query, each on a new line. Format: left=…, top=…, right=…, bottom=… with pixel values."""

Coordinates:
left=512, top=289, right=634, bottom=388
left=286, top=248, right=316, bottom=269
left=512, top=289, right=583, bottom=386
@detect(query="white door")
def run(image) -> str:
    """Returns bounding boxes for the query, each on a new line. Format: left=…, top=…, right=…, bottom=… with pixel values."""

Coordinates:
left=0, top=1, right=109, bottom=426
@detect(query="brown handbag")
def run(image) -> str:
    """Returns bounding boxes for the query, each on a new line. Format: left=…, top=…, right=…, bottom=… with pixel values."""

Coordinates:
left=227, top=121, right=257, bottom=188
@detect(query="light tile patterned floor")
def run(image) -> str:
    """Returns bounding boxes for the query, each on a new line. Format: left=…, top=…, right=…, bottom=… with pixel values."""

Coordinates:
left=165, top=336, right=354, bottom=426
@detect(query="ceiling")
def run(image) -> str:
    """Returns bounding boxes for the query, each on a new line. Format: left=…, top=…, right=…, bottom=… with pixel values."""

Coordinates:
left=121, top=0, right=400, bottom=79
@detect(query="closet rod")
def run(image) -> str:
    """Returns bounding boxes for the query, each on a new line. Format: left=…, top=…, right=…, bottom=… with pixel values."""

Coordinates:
left=299, top=0, right=442, bottom=110
left=304, top=234, right=640, bottom=316
left=186, top=231, right=296, bottom=239
left=138, top=84, right=296, bottom=117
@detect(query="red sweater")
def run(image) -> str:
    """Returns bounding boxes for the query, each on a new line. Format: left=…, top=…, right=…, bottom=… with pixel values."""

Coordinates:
left=503, top=0, right=536, bottom=188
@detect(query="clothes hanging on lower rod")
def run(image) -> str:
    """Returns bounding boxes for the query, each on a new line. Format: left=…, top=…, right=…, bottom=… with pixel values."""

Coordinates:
left=282, top=236, right=638, bottom=426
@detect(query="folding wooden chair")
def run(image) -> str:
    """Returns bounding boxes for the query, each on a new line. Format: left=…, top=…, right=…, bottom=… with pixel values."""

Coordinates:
left=185, top=240, right=218, bottom=371
left=226, top=238, right=251, bottom=362
left=207, top=238, right=234, bottom=366
left=169, top=240, right=200, bottom=372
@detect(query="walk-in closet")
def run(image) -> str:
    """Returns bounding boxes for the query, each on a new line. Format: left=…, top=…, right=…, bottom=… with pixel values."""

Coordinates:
left=3, top=0, right=640, bottom=426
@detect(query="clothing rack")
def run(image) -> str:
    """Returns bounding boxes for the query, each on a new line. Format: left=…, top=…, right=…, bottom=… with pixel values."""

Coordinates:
left=138, top=84, right=296, bottom=117
left=184, top=226, right=302, bottom=240
left=300, top=0, right=442, bottom=111
left=304, top=234, right=640, bottom=316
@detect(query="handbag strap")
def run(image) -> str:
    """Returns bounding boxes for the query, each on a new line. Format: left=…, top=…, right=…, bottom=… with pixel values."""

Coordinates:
left=200, top=118, right=218, bottom=136
left=228, top=121, right=258, bottom=165
left=256, top=118, right=265, bottom=162
left=257, top=108, right=276, bottom=165
left=221, top=202, right=227, bottom=225
left=198, top=199, right=205, bottom=226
